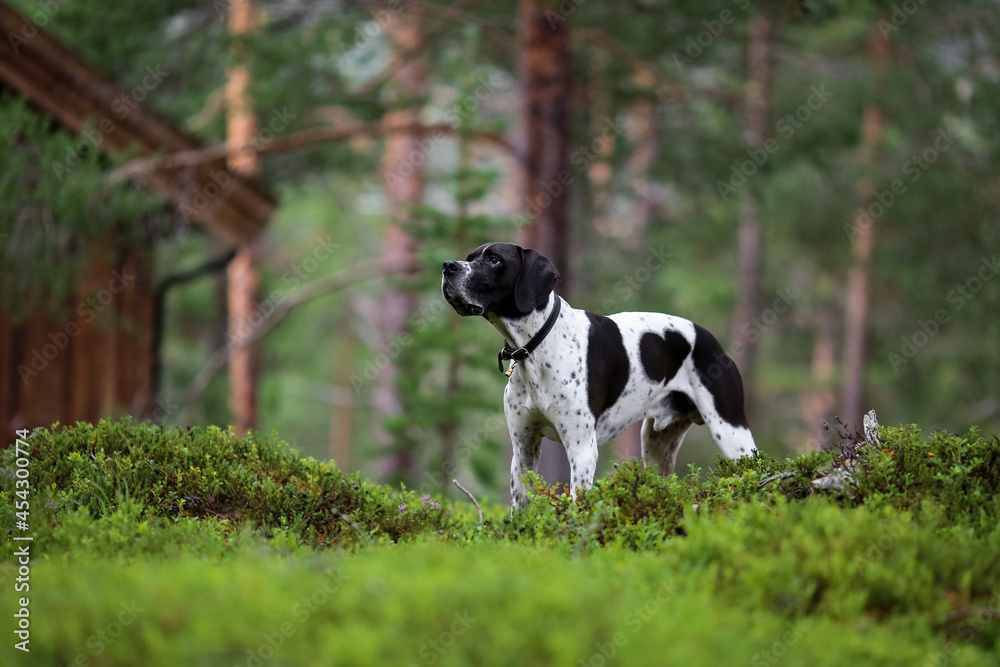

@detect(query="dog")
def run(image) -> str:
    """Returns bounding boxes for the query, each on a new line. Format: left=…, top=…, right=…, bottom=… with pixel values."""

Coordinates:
left=442, top=242, right=756, bottom=509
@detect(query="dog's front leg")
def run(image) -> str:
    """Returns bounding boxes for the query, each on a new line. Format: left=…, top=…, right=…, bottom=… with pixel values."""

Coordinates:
left=507, top=417, right=542, bottom=512
left=560, top=426, right=599, bottom=499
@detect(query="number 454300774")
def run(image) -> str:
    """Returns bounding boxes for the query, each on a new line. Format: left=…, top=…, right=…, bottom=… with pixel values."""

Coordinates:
left=13, top=429, right=31, bottom=531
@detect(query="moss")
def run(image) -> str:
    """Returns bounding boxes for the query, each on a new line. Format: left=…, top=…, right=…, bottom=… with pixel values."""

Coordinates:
left=4, top=419, right=998, bottom=561
left=448, top=423, right=1000, bottom=554
left=1, top=420, right=999, bottom=665
left=1, top=418, right=447, bottom=557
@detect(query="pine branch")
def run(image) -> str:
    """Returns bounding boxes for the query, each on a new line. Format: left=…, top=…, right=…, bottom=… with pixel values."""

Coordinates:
left=108, top=122, right=513, bottom=181
left=178, top=260, right=405, bottom=424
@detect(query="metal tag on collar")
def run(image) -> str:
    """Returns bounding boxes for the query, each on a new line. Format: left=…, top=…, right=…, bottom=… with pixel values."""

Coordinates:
left=504, top=359, right=518, bottom=377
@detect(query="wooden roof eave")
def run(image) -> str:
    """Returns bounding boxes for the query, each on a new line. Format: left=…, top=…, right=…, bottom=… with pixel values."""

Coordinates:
left=0, top=1, right=275, bottom=246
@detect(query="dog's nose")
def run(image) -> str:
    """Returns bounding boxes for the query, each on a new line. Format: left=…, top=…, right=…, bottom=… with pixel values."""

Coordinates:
left=443, top=260, right=461, bottom=275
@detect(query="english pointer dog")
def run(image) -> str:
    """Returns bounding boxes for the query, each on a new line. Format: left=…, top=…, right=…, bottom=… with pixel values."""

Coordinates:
left=442, top=242, right=757, bottom=509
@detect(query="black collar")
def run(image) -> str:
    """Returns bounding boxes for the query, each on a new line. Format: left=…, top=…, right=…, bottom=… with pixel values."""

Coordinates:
left=497, top=297, right=562, bottom=374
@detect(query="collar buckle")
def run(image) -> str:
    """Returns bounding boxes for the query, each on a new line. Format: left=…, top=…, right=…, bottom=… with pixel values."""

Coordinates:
left=495, top=297, right=561, bottom=375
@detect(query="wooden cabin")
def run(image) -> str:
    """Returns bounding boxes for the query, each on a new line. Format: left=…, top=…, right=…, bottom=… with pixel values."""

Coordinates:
left=0, top=1, right=275, bottom=440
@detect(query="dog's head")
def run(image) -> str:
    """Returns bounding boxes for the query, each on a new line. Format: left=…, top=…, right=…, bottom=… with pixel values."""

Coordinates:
left=441, top=242, right=560, bottom=319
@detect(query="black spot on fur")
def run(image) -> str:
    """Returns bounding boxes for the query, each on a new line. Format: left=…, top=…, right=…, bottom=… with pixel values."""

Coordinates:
left=585, top=312, right=630, bottom=422
left=691, top=324, right=749, bottom=428
left=639, top=330, right=690, bottom=384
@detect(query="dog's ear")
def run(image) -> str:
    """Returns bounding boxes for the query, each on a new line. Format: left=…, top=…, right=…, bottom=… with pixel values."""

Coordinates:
left=514, top=248, right=561, bottom=313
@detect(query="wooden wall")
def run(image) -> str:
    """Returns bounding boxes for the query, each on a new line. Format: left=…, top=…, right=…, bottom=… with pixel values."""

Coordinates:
left=0, top=246, right=155, bottom=446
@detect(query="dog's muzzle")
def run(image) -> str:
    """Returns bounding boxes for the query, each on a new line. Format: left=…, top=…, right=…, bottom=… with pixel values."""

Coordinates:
left=442, top=261, right=484, bottom=316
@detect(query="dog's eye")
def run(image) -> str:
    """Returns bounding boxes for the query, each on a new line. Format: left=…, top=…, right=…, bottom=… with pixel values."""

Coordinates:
left=489, top=256, right=501, bottom=267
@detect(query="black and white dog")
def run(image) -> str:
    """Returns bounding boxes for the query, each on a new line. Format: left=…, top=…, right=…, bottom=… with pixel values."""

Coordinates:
left=442, top=242, right=756, bottom=508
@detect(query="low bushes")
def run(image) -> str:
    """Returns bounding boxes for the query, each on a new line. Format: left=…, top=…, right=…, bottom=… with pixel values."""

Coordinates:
left=0, top=419, right=446, bottom=559
left=1, top=418, right=998, bottom=666
left=2, top=419, right=998, bottom=561
left=459, top=425, right=999, bottom=553
left=853, top=425, right=1000, bottom=530
left=1, top=520, right=998, bottom=667
left=2, top=542, right=999, bottom=667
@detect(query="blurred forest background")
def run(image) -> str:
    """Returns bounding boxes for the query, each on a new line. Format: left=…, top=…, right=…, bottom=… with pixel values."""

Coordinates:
left=1, top=0, right=998, bottom=503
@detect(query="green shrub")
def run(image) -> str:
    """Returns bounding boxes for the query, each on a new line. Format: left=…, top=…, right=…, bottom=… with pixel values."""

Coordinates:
left=849, top=425, right=1000, bottom=532
left=2, top=542, right=997, bottom=667
left=664, top=498, right=1000, bottom=627
left=447, top=424, right=1000, bottom=555
left=40, top=499, right=236, bottom=561
left=1, top=420, right=999, bottom=666
left=4, top=420, right=998, bottom=563
left=0, top=419, right=448, bottom=558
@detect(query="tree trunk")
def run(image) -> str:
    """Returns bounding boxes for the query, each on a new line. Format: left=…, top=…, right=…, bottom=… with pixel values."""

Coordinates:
left=729, top=14, right=770, bottom=415
left=610, top=68, right=656, bottom=463
left=842, top=24, right=888, bottom=433
left=517, top=0, right=573, bottom=488
left=226, top=0, right=260, bottom=435
left=375, top=2, right=426, bottom=479
left=798, top=307, right=836, bottom=452
left=438, top=126, right=475, bottom=495
left=330, top=325, right=354, bottom=469
left=625, top=66, right=658, bottom=243
left=588, top=52, right=614, bottom=240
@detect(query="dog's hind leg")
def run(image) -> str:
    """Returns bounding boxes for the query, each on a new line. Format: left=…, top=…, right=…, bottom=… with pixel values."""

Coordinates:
left=707, top=420, right=757, bottom=460
left=641, top=417, right=693, bottom=476
left=690, top=392, right=757, bottom=461
left=686, top=324, right=758, bottom=461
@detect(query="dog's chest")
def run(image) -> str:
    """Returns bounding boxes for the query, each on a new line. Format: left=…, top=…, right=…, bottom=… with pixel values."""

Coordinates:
left=504, top=312, right=589, bottom=412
